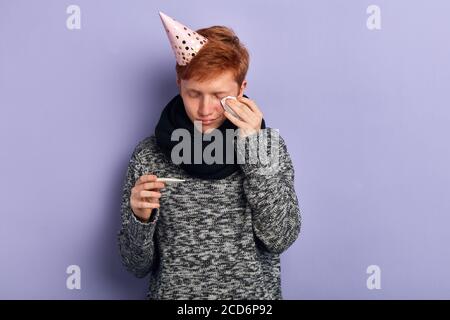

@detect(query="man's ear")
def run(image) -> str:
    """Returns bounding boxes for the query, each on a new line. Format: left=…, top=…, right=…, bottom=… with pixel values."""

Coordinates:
left=238, top=80, right=247, bottom=97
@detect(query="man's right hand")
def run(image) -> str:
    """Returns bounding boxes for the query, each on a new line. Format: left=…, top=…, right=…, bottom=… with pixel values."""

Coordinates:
left=130, top=174, right=165, bottom=223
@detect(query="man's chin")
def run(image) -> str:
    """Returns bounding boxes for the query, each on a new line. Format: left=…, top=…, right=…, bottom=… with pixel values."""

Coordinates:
left=193, top=121, right=214, bottom=133
left=201, top=124, right=218, bottom=134
left=203, top=127, right=217, bottom=134
left=193, top=118, right=225, bottom=133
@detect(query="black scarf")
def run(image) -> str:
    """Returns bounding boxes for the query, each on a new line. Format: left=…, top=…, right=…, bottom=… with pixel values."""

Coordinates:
left=155, top=93, right=266, bottom=180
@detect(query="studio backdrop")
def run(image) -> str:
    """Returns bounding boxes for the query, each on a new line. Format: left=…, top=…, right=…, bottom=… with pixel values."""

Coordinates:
left=1, top=0, right=450, bottom=299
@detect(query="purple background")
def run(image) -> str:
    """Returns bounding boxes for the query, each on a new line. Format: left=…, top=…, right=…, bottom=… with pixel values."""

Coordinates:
left=1, top=0, right=450, bottom=299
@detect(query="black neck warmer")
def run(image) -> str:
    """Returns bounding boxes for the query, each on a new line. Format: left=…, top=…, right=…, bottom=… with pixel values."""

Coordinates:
left=154, top=94, right=266, bottom=180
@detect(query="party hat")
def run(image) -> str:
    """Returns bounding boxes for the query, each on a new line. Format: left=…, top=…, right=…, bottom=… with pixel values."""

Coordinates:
left=159, top=11, right=208, bottom=66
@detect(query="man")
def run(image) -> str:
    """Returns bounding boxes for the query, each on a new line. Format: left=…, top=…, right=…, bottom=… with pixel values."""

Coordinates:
left=117, top=11, right=301, bottom=299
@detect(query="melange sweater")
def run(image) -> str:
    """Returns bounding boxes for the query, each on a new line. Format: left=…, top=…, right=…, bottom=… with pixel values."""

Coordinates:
left=117, top=128, right=302, bottom=299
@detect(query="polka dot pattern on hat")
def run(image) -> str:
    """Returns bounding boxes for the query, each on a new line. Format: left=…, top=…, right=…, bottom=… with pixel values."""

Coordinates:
left=159, top=11, right=208, bottom=66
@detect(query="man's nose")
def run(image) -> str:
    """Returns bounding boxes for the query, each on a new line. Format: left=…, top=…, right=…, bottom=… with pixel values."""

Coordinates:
left=198, top=96, right=219, bottom=116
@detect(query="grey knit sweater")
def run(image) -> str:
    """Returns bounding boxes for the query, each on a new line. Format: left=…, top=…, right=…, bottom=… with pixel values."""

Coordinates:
left=117, top=128, right=301, bottom=299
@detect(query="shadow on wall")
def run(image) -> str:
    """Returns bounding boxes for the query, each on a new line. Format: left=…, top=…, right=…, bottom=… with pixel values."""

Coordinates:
left=93, top=62, right=178, bottom=299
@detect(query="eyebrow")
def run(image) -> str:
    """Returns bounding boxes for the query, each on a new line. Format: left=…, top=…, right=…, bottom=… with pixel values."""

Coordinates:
left=187, top=88, right=229, bottom=94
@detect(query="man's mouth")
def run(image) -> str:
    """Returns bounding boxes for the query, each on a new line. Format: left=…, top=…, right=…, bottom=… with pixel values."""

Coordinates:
left=197, top=118, right=217, bottom=124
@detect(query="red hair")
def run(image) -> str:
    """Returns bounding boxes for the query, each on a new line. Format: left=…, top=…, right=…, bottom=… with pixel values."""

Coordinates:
left=175, top=26, right=250, bottom=87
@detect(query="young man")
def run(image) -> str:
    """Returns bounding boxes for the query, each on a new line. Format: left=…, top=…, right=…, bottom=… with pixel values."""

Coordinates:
left=117, top=12, right=301, bottom=299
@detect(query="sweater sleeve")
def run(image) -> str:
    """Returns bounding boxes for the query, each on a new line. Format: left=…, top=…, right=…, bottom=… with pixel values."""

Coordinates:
left=117, top=143, right=160, bottom=278
left=236, top=128, right=302, bottom=254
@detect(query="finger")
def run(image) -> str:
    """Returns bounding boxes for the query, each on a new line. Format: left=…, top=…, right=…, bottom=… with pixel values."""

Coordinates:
left=146, top=196, right=159, bottom=202
left=136, top=201, right=160, bottom=209
left=136, top=174, right=157, bottom=186
left=237, top=96, right=262, bottom=116
left=131, top=183, right=164, bottom=198
left=139, top=190, right=162, bottom=198
left=140, top=181, right=166, bottom=190
left=131, top=197, right=155, bottom=209
left=226, top=99, right=252, bottom=120
left=143, top=197, right=159, bottom=207
left=224, top=110, right=246, bottom=128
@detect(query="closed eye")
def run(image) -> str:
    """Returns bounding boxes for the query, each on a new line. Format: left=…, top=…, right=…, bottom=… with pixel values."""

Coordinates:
left=188, top=92, right=200, bottom=98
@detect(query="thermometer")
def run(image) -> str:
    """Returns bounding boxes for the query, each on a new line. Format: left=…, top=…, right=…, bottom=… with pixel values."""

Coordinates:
left=156, top=177, right=186, bottom=184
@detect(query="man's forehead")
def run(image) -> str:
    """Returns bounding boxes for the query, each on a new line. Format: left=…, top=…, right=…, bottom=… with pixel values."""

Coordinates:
left=184, top=81, right=236, bottom=94
left=182, top=71, right=237, bottom=93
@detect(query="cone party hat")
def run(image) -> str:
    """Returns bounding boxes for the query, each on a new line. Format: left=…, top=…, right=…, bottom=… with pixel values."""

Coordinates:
left=159, top=11, right=208, bottom=66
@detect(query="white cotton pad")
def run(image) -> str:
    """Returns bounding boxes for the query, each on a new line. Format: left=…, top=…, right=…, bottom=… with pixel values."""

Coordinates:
left=156, top=177, right=186, bottom=184
left=220, top=96, right=242, bottom=120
